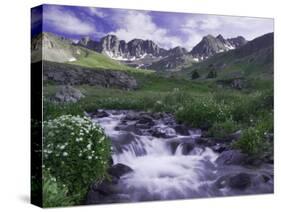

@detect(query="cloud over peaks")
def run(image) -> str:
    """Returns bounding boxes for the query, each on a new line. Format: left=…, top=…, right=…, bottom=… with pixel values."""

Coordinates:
left=44, top=6, right=95, bottom=35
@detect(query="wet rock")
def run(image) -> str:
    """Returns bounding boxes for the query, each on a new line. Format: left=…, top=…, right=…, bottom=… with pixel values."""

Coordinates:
left=123, top=111, right=140, bottom=121
left=86, top=163, right=133, bottom=204
left=215, top=173, right=252, bottom=190
left=180, top=143, right=195, bottom=155
left=115, top=124, right=142, bottom=135
left=167, top=137, right=195, bottom=154
left=214, top=175, right=229, bottom=189
left=85, top=190, right=106, bottom=204
left=244, top=156, right=264, bottom=167
left=108, top=163, right=133, bottom=179
left=229, top=173, right=252, bottom=190
left=174, top=124, right=190, bottom=135
left=215, top=150, right=248, bottom=165
left=94, top=109, right=110, bottom=118
left=110, top=132, right=137, bottom=153
left=196, top=137, right=215, bottom=146
left=211, top=143, right=230, bottom=153
left=151, top=126, right=177, bottom=138
left=151, top=112, right=165, bottom=120
left=136, top=115, right=155, bottom=126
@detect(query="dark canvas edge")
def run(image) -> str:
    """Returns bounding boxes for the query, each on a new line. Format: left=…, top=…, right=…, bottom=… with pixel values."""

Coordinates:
left=31, top=4, right=43, bottom=208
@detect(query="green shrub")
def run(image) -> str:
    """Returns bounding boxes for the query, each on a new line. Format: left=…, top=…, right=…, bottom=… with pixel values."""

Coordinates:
left=43, top=171, right=75, bottom=207
left=43, top=99, right=84, bottom=120
left=175, top=96, right=231, bottom=128
left=208, top=119, right=240, bottom=138
left=43, top=115, right=111, bottom=204
left=231, top=90, right=273, bottom=123
left=233, top=127, right=267, bottom=155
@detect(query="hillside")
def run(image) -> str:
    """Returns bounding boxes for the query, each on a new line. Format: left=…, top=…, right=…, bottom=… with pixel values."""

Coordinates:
left=31, top=32, right=153, bottom=73
left=179, top=32, right=273, bottom=80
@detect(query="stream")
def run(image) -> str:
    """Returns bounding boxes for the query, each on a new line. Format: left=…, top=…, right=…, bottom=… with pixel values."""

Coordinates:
left=87, top=110, right=273, bottom=204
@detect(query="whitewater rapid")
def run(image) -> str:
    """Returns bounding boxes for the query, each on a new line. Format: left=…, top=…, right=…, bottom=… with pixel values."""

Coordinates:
left=90, top=110, right=273, bottom=202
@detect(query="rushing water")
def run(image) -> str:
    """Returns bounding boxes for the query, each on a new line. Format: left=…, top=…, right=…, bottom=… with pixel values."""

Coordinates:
left=90, top=110, right=273, bottom=202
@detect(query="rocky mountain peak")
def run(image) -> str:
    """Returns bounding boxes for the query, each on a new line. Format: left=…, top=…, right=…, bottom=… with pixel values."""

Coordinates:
left=227, top=36, right=247, bottom=48
left=190, top=34, right=246, bottom=60
left=78, top=34, right=167, bottom=60
left=216, top=34, right=226, bottom=43
left=168, top=46, right=188, bottom=57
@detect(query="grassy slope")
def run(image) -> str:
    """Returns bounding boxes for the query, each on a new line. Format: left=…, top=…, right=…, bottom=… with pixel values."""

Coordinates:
left=70, top=50, right=132, bottom=70
left=69, top=48, right=154, bottom=74
left=174, top=34, right=273, bottom=81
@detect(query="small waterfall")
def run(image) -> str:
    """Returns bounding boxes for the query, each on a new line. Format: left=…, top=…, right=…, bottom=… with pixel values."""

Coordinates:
left=91, top=110, right=273, bottom=202
left=92, top=111, right=220, bottom=200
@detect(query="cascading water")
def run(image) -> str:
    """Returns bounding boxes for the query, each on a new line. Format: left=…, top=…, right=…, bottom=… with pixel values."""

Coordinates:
left=90, top=110, right=273, bottom=203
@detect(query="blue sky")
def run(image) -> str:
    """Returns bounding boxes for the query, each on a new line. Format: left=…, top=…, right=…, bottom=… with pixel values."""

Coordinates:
left=32, top=4, right=274, bottom=50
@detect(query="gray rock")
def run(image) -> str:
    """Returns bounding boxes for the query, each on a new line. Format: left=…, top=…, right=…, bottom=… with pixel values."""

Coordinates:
left=94, top=110, right=110, bottom=118
left=228, top=173, right=252, bottom=190
left=108, top=163, right=133, bottom=179
left=78, top=34, right=167, bottom=60
left=174, top=124, right=190, bottom=135
left=43, top=61, right=138, bottom=90
left=53, top=85, right=84, bottom=103
left=215, top=150, right=248, bottom=165
left=151, top=126, right=177, bottom=138
left=167, top=137, right=195, bottom=154
left=215, top=173, right=252, bottom=190
left=110, top=132, right=138, bottom=153
left=115, top=124, right=142, bottom=135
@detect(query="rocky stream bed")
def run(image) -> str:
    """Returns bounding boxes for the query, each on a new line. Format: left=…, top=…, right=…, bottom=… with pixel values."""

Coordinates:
left=85, top=110, right=273, bottom=204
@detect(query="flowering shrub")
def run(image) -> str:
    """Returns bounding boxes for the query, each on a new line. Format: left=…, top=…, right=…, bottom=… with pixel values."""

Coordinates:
left=233, top=127, right=266, bottom=155
left=43, top=115, right=111, bottom=204
left=208, top=119, right=239, bottom=138
left=175, top=97, right=232, bottom=128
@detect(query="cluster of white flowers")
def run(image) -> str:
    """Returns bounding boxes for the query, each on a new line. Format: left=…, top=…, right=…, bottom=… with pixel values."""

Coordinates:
left=43, top=115, right=109, bottom=164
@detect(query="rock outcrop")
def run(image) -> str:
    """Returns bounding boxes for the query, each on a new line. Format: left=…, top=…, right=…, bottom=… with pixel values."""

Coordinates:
left=53, top=85, right=84, bottom=103
left=43, top=61, right=138, bottom=90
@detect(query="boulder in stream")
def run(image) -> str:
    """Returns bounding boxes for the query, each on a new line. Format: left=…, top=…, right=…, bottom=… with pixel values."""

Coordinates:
left=108, top=163, right=134, bottom=179
left=215, top=150, right=248, bottom=166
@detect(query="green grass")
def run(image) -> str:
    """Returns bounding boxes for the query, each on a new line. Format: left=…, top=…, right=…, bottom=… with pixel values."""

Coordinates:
left=69, top=50, right=154, bottom=74
left=70, top=51, right=131, bottom=70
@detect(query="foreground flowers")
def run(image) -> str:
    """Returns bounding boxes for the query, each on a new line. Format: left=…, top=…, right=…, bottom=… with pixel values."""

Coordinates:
left=43, top=115, right=111, bottom=205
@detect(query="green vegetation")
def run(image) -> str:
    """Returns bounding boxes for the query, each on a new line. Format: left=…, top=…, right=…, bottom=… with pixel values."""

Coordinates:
left=43, top=170, right=75, bottom=207
left=233, top=127, right=267, bottom=155
left=70, top=50, right=154, bottom=74
left=70, top=50, right=133, bottom=70
left=208, top=119, right=240, bottom=138
left=43, top=115, right=111, bottom=207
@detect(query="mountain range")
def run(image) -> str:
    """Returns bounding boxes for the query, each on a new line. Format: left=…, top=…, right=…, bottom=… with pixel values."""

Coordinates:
left=31, top=31, right=273, bottom=77
left=75, top=33, right=247, bottom=71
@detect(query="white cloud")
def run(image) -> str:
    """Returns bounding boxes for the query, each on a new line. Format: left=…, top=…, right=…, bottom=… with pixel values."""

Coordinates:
left=181, top=15, right=273, bottom=50
left=109, top=11, right=183, bottom=49
left=44, top=6, right=94, bottom=35
left=89, top=8, right=106, bottom=18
